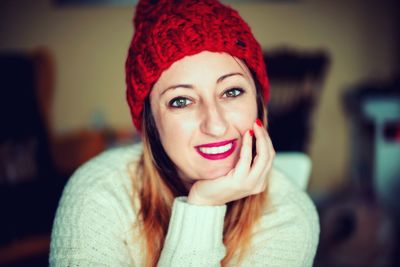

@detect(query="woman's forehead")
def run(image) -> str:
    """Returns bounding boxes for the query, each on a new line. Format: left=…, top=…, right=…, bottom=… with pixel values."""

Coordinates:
left=153, top=51, right=253, bottom=90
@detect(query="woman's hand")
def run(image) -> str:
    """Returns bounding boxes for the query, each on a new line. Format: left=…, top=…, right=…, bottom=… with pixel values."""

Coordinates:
left=187, top=119, right=275, bottom=206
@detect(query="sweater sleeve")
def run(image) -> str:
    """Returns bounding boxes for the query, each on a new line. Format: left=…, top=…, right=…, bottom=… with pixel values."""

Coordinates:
left=157, top=197, right=227, bottom=267
left=49, top=160, right=135, bottom=267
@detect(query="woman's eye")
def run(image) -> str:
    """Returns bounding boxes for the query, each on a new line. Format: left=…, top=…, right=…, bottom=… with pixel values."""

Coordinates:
left=223, top=88, right=244, bottom=98
left=169, top=97, right=193, bottom=108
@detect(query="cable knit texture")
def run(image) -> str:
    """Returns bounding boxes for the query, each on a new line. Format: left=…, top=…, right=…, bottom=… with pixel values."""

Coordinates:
left=50, top=143, right=319, bottom=266
left=125, top=0, right=270, bottom=131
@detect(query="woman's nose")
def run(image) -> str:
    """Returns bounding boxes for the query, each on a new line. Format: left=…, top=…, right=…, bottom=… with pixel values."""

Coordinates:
left=199, top=103, right=228, bottom=137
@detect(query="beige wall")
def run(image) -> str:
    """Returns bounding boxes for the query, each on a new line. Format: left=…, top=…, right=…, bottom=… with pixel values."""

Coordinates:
left=1, top=0, right=398, bottom=195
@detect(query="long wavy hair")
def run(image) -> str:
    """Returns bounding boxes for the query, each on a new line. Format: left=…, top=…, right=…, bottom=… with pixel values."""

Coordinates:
left=133, top=77, right=268, bottom=267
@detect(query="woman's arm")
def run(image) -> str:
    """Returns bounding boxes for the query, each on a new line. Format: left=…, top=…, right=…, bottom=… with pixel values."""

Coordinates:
left=157, top=197, right=227, bottom=267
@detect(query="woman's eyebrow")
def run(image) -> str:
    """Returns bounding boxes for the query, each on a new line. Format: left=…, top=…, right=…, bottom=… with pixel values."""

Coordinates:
left=160, top=72, right=244, bottom=96
left=217, top=72, right=244, bottom=83
left=161, top=84, right=193, bottom=96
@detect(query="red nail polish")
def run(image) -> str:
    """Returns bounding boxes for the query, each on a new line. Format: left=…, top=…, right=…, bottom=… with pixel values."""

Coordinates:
left=256, top=118, right=262, bottom=127
left=249, top=129, right=254, bottom=137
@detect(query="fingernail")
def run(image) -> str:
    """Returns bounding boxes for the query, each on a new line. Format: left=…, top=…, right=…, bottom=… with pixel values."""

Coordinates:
left=249, top=129, right=254, bottom=137
left=256, top=118, right=263, bottom=127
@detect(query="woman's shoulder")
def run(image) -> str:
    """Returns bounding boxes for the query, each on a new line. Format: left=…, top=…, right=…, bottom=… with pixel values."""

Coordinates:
left=54, top=142, right=144, bottom=226
left=264, top=168, right=319, bottom=234
left=76, top=142, right=143, bottom=176
left=64, top=142, right=143, bottom=192
left=249, top=169, right=320, bottom=266
left=267, top=168, right=318, bottom=212
left=50, top=143, right=144, bottom=265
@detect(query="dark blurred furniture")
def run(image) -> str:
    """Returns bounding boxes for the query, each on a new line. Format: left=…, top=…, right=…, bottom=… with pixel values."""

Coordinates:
left=264, top=48, right=330, bottom=152
left=315, top=189, right=397, bottom=267
left=0, top=49, right=66, bottom=266
left=0, top=48, right=137, bottom=267
left=313, top=78, right=400, bottom=267
left=343, top=79, right=400, bottom=212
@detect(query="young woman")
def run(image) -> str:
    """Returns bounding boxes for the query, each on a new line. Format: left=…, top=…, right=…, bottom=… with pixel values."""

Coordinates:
left=50, top=0, right=319, bottom=266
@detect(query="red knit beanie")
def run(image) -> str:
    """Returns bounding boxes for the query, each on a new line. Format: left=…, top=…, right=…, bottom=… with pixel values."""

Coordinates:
left=126, top=0, right=269, bottom=131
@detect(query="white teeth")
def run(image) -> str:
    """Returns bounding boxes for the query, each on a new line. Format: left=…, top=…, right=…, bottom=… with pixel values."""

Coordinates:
left=199, top=143, right=232, bottom=154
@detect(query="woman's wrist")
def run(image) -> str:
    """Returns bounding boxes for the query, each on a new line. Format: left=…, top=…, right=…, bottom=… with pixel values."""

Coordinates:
left=187, top=189, right=223, bottom=206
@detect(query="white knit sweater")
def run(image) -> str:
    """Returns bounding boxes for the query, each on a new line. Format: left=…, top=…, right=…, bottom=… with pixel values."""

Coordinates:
left=50, top=143, right=319, bottom=266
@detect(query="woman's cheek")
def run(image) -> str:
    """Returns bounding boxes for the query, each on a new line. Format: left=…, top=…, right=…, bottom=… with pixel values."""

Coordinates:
left=161, top=113, right=197, bottom=141
left=226, top=106, right=257, bottom=131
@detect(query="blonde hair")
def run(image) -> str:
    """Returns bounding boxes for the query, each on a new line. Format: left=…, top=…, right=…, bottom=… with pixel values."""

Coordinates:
left=133, top=80, right=268, bottom=267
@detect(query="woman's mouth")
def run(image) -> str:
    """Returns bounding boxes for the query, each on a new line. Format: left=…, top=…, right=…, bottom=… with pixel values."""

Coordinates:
left=195, top=139, right=237, bottom=160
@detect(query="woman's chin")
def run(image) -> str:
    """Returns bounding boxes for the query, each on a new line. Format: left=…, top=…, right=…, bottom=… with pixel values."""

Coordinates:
left=178, top=161, right=236, bottom=182
left=197, top=166, right=233, bottom=180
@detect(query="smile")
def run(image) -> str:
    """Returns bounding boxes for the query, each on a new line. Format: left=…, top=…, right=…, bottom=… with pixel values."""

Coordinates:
left=195, top=139, right=237, bottom=160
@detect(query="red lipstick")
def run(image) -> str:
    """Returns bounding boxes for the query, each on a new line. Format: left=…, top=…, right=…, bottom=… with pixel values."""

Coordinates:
left=195, top=139, right=237, bottom=160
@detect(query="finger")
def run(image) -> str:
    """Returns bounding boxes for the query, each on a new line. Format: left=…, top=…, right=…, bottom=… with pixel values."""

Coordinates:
left=254, top=169, right=270, bottom=194
left=252, top=120, right=270, bottom=165
left=233, top=129, right=253, bottom=177
left=261, top=123, right=276, bottom=158
left=251, top=155, right=273, bottom=194
left=262, top=165, right=273, bottom=187
left=256, top=132, right=275, bottom=190
left=263, top=126, right=275, bottom=154
left=264, top=129, right=276, bottom=167
left=250, top=121, right=274, bottom=182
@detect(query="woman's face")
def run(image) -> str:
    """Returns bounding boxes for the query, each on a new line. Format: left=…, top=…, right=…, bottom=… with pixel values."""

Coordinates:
left=150, top=51, right=258, bottom=184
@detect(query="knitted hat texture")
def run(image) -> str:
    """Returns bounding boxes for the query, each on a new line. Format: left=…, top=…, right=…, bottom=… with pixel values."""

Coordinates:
left=126, top=0, right=269, bottom=131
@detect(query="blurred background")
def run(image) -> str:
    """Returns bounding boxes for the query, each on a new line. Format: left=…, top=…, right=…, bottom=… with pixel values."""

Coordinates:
left=0, top=0, right=399, bottom=266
